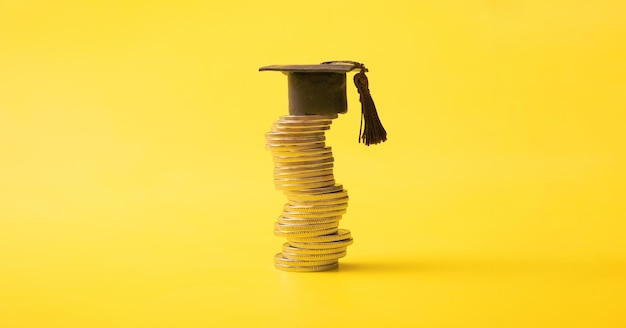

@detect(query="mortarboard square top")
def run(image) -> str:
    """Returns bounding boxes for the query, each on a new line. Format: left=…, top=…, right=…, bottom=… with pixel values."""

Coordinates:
left=259, top=63, right=362, bottom=116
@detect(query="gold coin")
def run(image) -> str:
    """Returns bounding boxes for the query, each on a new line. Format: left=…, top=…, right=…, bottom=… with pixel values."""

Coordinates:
left=272, top=126, right=330, bottom=133
left=288, top=238, right=354, bottom=250
left=283, top=206, right=347, bottom=215
left=279, top=114, right=337, bottom=121
left=275, top=174, right=334, bottom=183
left=275, top=175, right=336, bottom=185
left=272, top=157, right=332, bottom=165
left=274, top=163, right=334, bottom=174
left=275, top=177, right=335, bottom=188
left=287, top=184, right=343, bottom=193
left=284, top=202, right=348, bottom=213
left=286, top=188, right=347, bottom=199
left=266, top=146, right=327, bottom=153
left=274, top=221, right=339, bottom=232
left=274, top=169, right=334, bottom=179
left=277, top=215, right=342, bottom=225
left=289, top=228, right=351, bottom=242
left=266, top=131, right=325, bottom=138
left=282, top=251, right=347, bottom=261
left=274, top=167, right=334, bottom=177
left=287, top=199, right=348, bottom=207
left=274, top=253, right=338, bottom=266
left=275, top=173, right=335, bottom=182
left=273, top=157, right=333, bottom=166
left=271, top=145, right=328, bottom=152
left=278, top=117, right=336, bottom=124
left=281, top=209, right=347, bottom=219
left=289, top=196, right=349, bottom=206
left=266, top=141, right=326, bottom=148
left=276, top=181, right=336, bottom=191
left=265, top=138, right=325, bottom=146
left=274, top=227, right=339, bottom=238
left=279, top=213, right=343, bottom=221
left=281, top=209, right=347, bottom=217
left=274, top=118, right=333, bottom=126
left=272, top=153, right=333, bottom=163
left=274, top=262, right=339, bottom=272
left=266, top=142, right=327, bottom=151
left=273, top=157, right=333, bottom=167
left=273, top=161, right=334, bottom=170
left=270, top=153, right=333, bottom=161
left=270, top=145, right=330, bottom=151
left=276, top=179, right=337, bottom=188
left=274, top=118, right=329, bottom=123
left=278, top=219, right=342, bottom=227
left=282, top=243, right=347, bottom=255
left=266, top=138, right=326, bottom=145
left=275, top=120, right=332, bottom=126
left=270, top=147, right=332, bottom=156
left=272, top=148, right=332, bottom=157
left=288, top=200, right=348, bottom=207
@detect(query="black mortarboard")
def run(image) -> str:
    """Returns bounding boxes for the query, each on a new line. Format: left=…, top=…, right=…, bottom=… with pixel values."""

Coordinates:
left=260, top=61, right=387, bottom=146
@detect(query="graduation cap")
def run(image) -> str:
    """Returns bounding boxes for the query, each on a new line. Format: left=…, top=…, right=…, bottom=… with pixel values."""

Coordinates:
left=259, top=61, right=387, bottom=146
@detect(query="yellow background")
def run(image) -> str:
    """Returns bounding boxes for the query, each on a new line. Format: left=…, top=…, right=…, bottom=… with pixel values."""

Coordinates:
left=1, top=0, right=625, bottom=327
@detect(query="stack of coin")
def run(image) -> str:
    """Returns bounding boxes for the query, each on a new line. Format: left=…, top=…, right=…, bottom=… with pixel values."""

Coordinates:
left=266, top=114, right=353, bottom=272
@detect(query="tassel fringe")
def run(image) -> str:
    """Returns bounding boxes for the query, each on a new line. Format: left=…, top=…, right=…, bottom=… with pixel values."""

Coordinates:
left=353, top=66, right=387, bottom=145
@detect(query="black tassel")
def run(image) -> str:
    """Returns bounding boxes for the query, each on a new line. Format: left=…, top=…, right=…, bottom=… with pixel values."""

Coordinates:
left=353, top=64, right=387, bottom=145
left=321, top=61, right=387, bottom=145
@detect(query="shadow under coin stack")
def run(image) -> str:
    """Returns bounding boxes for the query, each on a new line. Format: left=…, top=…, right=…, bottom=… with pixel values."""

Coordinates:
left=266, top=114, right=353, bottom=272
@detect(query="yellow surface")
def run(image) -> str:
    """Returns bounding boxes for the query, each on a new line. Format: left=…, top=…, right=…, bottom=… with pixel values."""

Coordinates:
left=1, top=1, right=625, bottom=327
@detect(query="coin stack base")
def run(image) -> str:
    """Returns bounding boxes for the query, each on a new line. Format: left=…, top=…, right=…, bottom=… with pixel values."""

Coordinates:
left=266, top=114, right=353, bottom=272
